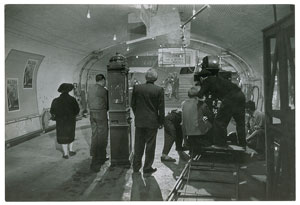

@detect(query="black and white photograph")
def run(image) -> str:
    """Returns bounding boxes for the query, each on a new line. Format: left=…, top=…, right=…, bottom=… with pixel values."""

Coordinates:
left=3, top=1, right=297, bottom=203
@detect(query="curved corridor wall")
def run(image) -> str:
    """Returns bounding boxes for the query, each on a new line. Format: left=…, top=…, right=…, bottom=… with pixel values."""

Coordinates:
left=5, top=30, right=84, bottom=141
left=5, top=49, right=44, bottom=120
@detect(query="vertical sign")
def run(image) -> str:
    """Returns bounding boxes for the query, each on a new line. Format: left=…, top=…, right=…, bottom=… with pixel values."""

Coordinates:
left=23, top=59, right=37, bottom=89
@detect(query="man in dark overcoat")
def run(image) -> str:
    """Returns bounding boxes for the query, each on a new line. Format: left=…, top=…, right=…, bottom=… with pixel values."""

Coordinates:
left=131, top=68, right=165, bottom=175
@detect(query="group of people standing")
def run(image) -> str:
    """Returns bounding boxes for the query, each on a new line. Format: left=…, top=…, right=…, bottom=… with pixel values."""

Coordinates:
left=50, top=55, right=265, bottom=175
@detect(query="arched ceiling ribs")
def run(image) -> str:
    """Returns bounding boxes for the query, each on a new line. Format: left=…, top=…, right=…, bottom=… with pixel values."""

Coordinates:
left=76, top=32, right=258, bottom=86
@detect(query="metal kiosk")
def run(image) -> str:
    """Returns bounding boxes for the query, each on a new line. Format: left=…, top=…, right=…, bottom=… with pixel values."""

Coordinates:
left=107, top=53, right=132, bottom=167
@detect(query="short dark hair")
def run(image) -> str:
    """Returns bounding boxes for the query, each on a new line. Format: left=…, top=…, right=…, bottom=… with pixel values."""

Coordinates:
left=245, top=101, right=256, bottom=111
left=96, top=74, right=105, bottom=82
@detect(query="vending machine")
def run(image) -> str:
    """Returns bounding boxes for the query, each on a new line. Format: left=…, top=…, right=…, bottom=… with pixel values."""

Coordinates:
left=107, top=53, right=132, bottom=167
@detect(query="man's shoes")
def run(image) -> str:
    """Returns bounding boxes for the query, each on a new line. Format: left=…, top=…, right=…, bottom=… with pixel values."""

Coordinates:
left=143, top=167, right=157, bottom=175
left=69, top=151, right=76, bottom=156
left=161, top=155, right=176, bottom=162
left=62, top=155, right=69, bottom=159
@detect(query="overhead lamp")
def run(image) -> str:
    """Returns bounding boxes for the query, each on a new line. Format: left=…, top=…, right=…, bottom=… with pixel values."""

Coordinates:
left=136, top=56, right=139, bottom=59
left=126, top=47, right=130, bottom=51
left=87, top=7, right=91, bottom=19
left=113, top=34, right=117, bottom=41
left=193, top=5, right=196, bottom=19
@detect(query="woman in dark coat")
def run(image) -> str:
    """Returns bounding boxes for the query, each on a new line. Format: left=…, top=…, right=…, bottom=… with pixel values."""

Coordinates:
left=50, top=83, right=80, bottom=159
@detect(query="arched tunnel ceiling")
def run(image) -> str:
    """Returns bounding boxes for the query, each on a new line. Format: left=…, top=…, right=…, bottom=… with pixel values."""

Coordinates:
left=5, top=4, right=293, bottom=75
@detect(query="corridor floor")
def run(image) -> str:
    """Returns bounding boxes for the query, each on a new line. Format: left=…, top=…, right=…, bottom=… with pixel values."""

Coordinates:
left=5, top=110, right=266, bottom=201
left=5, top=115, right=187, bottom=201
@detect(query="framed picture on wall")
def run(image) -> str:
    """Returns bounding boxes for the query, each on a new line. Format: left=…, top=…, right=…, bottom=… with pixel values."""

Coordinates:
left=6, top=78, right=20, bottom=112
left=23, top=59, right=37, bottom=88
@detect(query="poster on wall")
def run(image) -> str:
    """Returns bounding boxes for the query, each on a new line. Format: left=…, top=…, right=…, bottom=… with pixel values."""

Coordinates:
left=7, top=78, right=20, bottom=112
left=23, top=59, right=37, bottom=88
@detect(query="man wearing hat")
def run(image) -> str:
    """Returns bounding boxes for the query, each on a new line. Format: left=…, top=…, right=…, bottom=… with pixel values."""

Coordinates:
left=50, top=83, right=80, bottom=159
left=87, top=74, right=109, bottom=172
left=131, top=68, right=165, bottom=175
left=197, top=56, right=246, bottom=149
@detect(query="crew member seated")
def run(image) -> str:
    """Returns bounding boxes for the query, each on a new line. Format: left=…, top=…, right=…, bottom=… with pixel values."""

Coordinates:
left=245, top=100, right=265, bottom=160
left=197, top=56, right=247, bottom=149
left=181, top=86, right=214, bottom=157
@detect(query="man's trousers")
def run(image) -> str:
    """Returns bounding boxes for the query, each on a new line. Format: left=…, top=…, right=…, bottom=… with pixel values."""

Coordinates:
left=213, top=91, right=246, bottom=147
left=90, top=111, right=108, bottom=166
left=133, top=127, right=158, bottom=172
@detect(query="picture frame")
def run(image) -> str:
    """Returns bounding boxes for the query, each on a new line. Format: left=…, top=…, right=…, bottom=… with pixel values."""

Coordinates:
left=6, top=78, right=20, bottom=112
left=23, top=59, right=38, bottom=89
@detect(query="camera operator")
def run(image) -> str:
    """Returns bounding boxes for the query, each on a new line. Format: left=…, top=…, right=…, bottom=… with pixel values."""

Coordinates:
left=196, top=56, right=246, bottom=149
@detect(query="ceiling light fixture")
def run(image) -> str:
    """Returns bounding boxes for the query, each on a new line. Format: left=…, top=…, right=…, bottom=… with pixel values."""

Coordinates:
left=87, top=6, right=91, bottom=19
left=113, top=34, right=117, bottom=41
left=193, top=5, right=196, bottom=19
left=126, top=47, right=130, bottom=51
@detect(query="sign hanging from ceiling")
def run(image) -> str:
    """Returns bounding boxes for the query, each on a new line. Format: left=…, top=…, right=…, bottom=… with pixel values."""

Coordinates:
left=158, top=48, right=197, bottom=67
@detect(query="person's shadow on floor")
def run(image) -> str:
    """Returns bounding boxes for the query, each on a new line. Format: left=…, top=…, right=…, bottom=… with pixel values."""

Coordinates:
left=161, top=151, right=190, bottom=180
left=131, top=173, right=163, bottom=201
